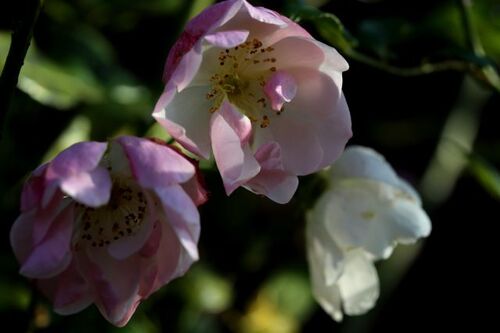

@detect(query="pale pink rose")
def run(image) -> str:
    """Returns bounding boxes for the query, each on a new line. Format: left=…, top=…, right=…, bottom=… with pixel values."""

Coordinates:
left=10, top=136, right=207, bottom=327
left=153, top=0, right=352, bottom=204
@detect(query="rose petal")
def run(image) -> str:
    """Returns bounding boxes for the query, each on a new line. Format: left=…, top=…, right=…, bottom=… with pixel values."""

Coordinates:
left=337, top=249, right=379, bottom=316
left=204, top=30, right=249, bottom=48
left=107, top=193, right=156, bottom=260
left=153, top=83, right=212, bottom=159
left=78, top=248, right=141, bottom=327
left=330, top=146, right=419, bottom=201
left=264, top=71, right=297, bottom=111
left=325, top=179, right=429, bottom=260
left=48, top=141, right=107, bottom=179
left=18, top=205, right=74, bottom=279
left=118, top=136, right=195, bottom=189
left=60, top=167, right=111, bottom=208
left=243, top=1, right=287, bottom=26
left=21, top=163, right=49, bottom=211
left=210, top=101, right=260, bottom=194
left=306, top=191, right=345, bottom=285
left=143, top=216, right=184, bottom=296
left=38, top=261, right=93, bottom=315
left=244, top=142, right=298, bottom=203
left=163, top=0, right=243, bottom=85
left=154, top=184, right=200, bottom=261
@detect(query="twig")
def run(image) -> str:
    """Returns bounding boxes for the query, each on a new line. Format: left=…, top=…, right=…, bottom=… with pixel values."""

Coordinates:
left=457, top=0, right=500, bottom=92
left=0, top=0, right=43, bottom=139
left=346, top=50, right=473, bottom=76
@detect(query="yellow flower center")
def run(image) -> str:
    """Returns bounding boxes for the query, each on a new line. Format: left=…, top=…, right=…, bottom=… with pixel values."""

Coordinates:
left=206, top=38, right=280, bottom=128
left=73, top=177, right=148, bottom=250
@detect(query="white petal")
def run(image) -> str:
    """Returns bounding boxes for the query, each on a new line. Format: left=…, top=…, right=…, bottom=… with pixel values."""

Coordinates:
left=323, top=181, right=393, bottom=258
left=330, top=146, right=418, bottom=201
left=310, top=264, right=343, bottom=322
left=382, top=198, right=432, bottom=244
left=325, top=179, right=428, bottom=259
left=337, top=249, right=379, bottom=316
left=306, top=192, right=345, bottom=285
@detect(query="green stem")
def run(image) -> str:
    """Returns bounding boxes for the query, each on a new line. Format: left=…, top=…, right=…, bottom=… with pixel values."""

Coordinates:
left=346, top=49, right=472, bottom=76
left=457, top=0, right=500, bottom=92
left=0, top=0, right=43, bottom=139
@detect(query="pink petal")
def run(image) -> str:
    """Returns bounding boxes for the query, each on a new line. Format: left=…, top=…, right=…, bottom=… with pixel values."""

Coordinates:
left=264, top=71, right=297, bottom=111
left=33, top=192, right=68, bottom=246
left=10, top=211, right=37, bottom=264
left=266, top=14, right=311, bottom=44
left=47, top=141, right=107, bottom=179
left=154, top=184, right=200, bottom=261
left=163, top=0, right=242, bottom=85
left=38, top=261, right=93, bottom=315
left=269, top=114, right=323, bottom=176
left=314, top=93, right=352, bottom=169
left=18, top=205, right=74, bottom=279
left=107, top=192, right=157, bottom=260
left=270, top=67, right=351, bottom=174
left=243, top=1, right=287, bottom=26
left=260, top=36, right=325, bottom=71
left=21, top=163, right=49, bottom=211
left=77, top=248, right=141, bottom=327
left=288, top=68, right=352, bottom=168
left=204, top=30, right=249, bottom=48
left=314, top=39, right=349, bottom=73
left=60, top=167, right=111, bottom=208
left=169, top=46, right=204, bottom=92
left=181, top=170, right=209, bottom=207
left=210, top=101, right=260, bottom=194
left=245, top=142, right=299, bottom=204
left=141, top=217, right=183, bottom=297
left=153, top=83, right=212, bottom=159
left=117, top=136, right=195, bottom=189
left=139, top=220, right=162, bottom=258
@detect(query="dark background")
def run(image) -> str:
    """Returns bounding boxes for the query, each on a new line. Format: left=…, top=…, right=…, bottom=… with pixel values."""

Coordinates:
left=1, top=0, right=499, bottom=332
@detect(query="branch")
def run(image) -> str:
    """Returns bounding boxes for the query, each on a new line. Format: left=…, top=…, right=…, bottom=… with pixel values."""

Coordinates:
left=346, top=50, right=473, bottom=76
left=0, top=0, right=43, bottom=139
left=457, top=0, right=500, bottom=92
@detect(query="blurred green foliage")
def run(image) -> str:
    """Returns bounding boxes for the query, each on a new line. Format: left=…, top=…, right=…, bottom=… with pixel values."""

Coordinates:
left=1, top=0, right=499, bottom=332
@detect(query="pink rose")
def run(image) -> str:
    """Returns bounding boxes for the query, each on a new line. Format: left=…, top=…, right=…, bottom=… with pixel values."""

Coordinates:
left=10, top=136, right=207, bottom=326
left=153, top=0, right=352, bottom=204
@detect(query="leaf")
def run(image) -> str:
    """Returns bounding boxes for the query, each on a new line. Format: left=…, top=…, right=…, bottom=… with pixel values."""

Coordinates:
left=0, top=33, right=104, bottom=109
left=287, top=4, right=358, bottom=52
left=467, top=155, right=500, bottom=200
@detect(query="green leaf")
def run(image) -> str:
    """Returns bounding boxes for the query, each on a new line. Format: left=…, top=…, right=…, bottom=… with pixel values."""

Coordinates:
left=467, top=155, right=500, bottom=200
left=0, top=32, right=104, bottom=109
left=287, top=4, right=358, bottom=52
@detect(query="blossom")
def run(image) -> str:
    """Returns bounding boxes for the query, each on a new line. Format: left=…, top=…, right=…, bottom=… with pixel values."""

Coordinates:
left=10, top=136, right=207, bottom=326
left=153, top=0, right=352, bottom=203
left=306, top=146, right=431, bottom=321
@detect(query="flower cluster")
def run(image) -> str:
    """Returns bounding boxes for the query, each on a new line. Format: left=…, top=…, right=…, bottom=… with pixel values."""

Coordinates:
left=9, top=0, right=431, bottom=328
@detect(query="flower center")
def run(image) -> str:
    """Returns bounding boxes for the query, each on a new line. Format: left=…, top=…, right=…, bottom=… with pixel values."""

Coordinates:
left=73, top=177, right=147, bottom=250
left=206, top=38, right=278, bottom=128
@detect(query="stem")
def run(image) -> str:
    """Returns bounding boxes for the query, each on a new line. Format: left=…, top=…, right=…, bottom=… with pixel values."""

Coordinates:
left=346, top=49, right=472, bottom=76
left=0, top=0, right=43, bottom=139
left=457, top=0, right=500, bottom=92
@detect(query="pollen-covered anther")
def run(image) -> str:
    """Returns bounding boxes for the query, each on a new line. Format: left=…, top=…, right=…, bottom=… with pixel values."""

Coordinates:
left=260, top=115, right=270, bottom=128
left=205, top=37, right=281, bottom=121
left=73, top=178, right=148, bottom=250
